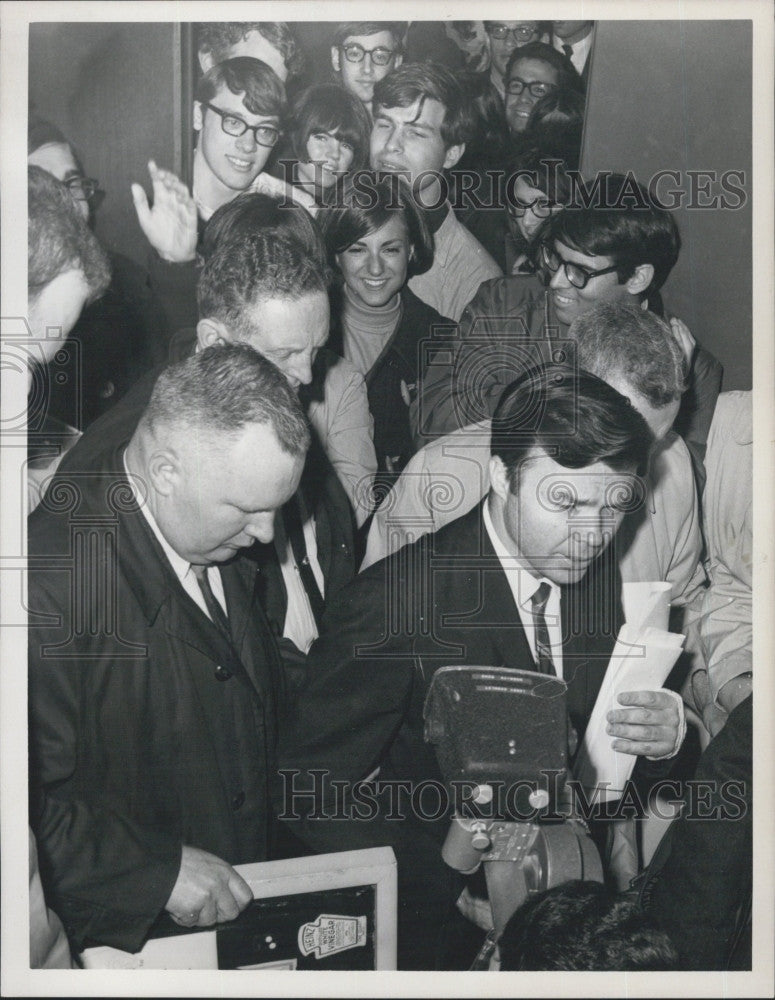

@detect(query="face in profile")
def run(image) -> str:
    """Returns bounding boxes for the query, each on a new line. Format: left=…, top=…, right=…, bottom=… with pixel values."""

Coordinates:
left=336, top=214, right=411, bottom=309
left=28, top=142, right=92, bottom=222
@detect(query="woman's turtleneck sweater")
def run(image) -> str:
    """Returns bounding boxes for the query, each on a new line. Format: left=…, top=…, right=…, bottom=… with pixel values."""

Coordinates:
left=340, top=283, right=403, bottom=380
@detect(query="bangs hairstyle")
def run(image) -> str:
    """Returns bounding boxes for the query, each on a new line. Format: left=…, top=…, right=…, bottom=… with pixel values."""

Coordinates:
left=197, top=22, right=305, bottom=79
left=332, top=22, right=406, bottom=48
left=28, top=165, right=111, bottom=304
left=289, top=85, right=371, bottom=168
left=195, top=56, right=286, bottom=119
left=491, top=364, right=653, bottom=486
left=317, top=172, right=434, bottom=279
left=506, top=145, right=576, bottom=205
left=197, top=226, right=329, bottom=337
left=372, top=62, right=476, bottom=148
left=550, top=173, right=680, bottom=292
left=145, top=343, right=310, bottom=458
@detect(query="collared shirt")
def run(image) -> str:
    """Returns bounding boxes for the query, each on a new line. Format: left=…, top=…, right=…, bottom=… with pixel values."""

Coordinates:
left=552, top=29, right=594, bottom=76
left=482, top=501, right=564, bottom=678
left=274, top=493, right=325, bottom=654
left=123, top=451, right=227, bottom=620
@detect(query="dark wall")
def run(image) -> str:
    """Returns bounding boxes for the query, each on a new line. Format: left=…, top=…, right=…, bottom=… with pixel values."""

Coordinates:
left=582, top=20, right=752, bottom=391
left=29, top=22, right=185, bottom=269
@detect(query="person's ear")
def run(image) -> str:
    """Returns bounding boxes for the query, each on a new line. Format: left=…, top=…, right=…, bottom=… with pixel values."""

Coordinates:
left=147, top=448, right=181, bottom=498
left=331, top=46, right=341, bottom=73
left=488, top=454, right=511, bottom=501
left=193, top=101, right=204, bottom=133
left=196, top=317, right=230, bottom=349
left=624, top=263, right=654, bottom=296
left=198, top=50, right=214, bottom=73
left=443, top=142, right=465, bottom=170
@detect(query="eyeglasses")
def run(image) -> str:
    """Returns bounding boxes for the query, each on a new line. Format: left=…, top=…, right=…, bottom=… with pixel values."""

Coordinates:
left=487, top=24, right=539, bottom=44
left=64, top=176, right=99, bottom=201
left=340, top=43, right=396, bottom=66
left=540, top=244, right=620, bottom=289
left=505, top=77, right=558, bottom=99
left=508, top=195, right=557, bottom=219
left=202, top=103, right=281, bottom=148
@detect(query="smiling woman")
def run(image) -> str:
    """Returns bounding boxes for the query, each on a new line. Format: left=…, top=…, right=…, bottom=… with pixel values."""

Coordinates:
left=318, top=172, right=453, bottom=480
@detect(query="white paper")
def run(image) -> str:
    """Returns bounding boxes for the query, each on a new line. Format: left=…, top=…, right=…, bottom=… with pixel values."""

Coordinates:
left=621, top=580, right=672, bottom=631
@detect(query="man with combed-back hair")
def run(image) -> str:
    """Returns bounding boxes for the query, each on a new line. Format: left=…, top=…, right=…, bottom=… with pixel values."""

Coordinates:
left=28, top=344, right=309, bottom=953
left=197, top=21, right=305, bottom=83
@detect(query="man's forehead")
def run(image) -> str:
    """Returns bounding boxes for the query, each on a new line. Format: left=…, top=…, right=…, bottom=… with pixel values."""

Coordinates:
left=342, top=30, right=397, bottom=48
left=375, top=97, right=447, bottom=131
left=554, top=239, right=616, bottom=269
left=245, top=292, right=329, bottom=342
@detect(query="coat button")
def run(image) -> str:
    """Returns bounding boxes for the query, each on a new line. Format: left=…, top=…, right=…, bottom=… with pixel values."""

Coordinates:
left=232, top=791, right=245, bottom=811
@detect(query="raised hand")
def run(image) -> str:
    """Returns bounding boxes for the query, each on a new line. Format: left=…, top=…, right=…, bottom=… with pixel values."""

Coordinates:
left=669, top=316, right=697, bottom=368
left=131, top=160, right=198, bottom=263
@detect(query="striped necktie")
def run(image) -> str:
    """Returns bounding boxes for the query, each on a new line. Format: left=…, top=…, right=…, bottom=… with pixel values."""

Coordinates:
left=530, top=581, right=557, bottom=676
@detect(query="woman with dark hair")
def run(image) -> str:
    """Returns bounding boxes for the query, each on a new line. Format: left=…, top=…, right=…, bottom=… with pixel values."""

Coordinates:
left=280, top=83, right=371, bottom=204
left=524, top=87, right=585, bottom=164
left=319, top=172, right=453, bottom=481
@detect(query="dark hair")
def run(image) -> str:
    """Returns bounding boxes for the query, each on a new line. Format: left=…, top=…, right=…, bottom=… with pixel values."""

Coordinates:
left=571, top=302, right=686, bottom=409
left=197, top=224, right=329, bottom=335
left=195, top=56, right=286, bottom=119
left=550, top=173, right=681, bottom=292
left=317, top=172, right=434, bottom=279
left=499, top=880, right=678, bottom=971
left=491, top=364, right=653, bottom=485
left=524, top=88, right=585, bottom=164
left=505, top=144, right=576, bottom=205
left=373, top=61, right=475, bottom=148
left=197, top=22, right=305, bottom=79
left=201, top=191, right=329, bottom=275
left=145, top=343, right=310, bottom=458
left=28, top=166, right=110, bottom=304
left=455, top=73, right=510, bottom=171
left=505, top=41, right=584, bottom=95
left=332, top=22, right=406, bottom=49
left=288, top=84, right=371, bottom=169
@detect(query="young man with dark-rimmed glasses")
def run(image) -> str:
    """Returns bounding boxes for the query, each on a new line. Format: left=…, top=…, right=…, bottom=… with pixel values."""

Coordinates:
left=330, top=22, right=405, bottom=118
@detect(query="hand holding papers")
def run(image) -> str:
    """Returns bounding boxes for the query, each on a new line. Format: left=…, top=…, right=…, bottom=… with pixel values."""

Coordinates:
left=574, top=582, right=685, bottom=801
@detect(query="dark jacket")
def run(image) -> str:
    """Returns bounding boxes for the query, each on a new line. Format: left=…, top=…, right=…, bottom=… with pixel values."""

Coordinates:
left=28, top=440, right=287, bottom=953
left=328, top=286, right=454, bottom=475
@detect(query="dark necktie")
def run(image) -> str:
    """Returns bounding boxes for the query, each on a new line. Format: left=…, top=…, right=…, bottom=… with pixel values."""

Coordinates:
left=282, top=497, right=325, bottom=628
left=193, top=566, right=233, bottom=681
left=562, top=43, right=574, bottom=59
left=530, top=581, right=557, bottom=676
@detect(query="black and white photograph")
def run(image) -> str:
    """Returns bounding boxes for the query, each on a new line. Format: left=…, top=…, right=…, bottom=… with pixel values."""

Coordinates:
left=1, top=1, right=772, bottom=995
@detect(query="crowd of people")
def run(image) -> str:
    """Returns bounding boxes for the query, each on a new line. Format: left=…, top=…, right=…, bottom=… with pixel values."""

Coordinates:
left=24, top=19, right=752, bottom=973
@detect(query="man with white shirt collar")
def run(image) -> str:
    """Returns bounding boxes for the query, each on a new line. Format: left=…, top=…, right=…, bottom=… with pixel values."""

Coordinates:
left=552, top=20, right=595, bottom=83
left=28, top=345, right=309, bottom=953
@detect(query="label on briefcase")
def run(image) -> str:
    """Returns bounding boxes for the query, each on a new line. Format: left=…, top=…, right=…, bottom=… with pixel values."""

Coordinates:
left=298, top=914, right=367, bottom=959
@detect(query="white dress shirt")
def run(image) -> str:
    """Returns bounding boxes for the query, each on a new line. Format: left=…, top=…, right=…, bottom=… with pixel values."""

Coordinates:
left=274, top=493, right=325, bottom=654
left=482, top=501, right=564, bottom=678
left=552, top=28, right=594, bottom=76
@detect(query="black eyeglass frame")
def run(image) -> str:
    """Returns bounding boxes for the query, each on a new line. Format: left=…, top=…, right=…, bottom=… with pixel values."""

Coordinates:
left=540, top=244, right=621, bottom=289
left=339, top=43, right=397, bottom=66
left=486, top=24, right=539, bottom=44
left=64, top=176, right=100, bottom=201
left=201, top=102, right=282, bottom=148
left=505, top=76, right=559, bottom=99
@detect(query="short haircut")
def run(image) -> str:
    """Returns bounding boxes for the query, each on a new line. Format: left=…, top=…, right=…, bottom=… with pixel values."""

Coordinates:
left=288, top=84, right=371, bottom=169
left=195, top=56, right=286, bottom=119
left=144, top=343, right=310, bottom=458
left=506, top=145, right=576, bottom=205
left=491, top=364, right=653, bottom=486
left=317, top=172, right=434, bottom=279
left=197, top=22, right=305, bottom=79
left=550, top=173, right=681, bottom=292
left=505, top=41, right=584, bottom=95
left=201, top=191, right=329, bottom=275
left=197, top=223, right=330, bottom=337
left=28, top=166, right=111, bottom=304
left=571, top=302, right=686, bottom=408
left=373, top=61, right=475, bottom=148
left=332, top=22, right=406, bottom=49
left=499, top=880, right=678, bottom=971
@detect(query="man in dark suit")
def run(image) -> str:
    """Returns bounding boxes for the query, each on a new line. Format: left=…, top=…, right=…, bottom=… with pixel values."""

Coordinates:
left=28, top=345, right=309, bottom=952
left=280, top=364, right=686, bottom=966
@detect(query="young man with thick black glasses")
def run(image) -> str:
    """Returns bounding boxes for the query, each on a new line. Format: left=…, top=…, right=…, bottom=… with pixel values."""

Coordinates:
left=330, top=22, right=405, bottom=119
left=417, top=172, right=723, bottom=482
